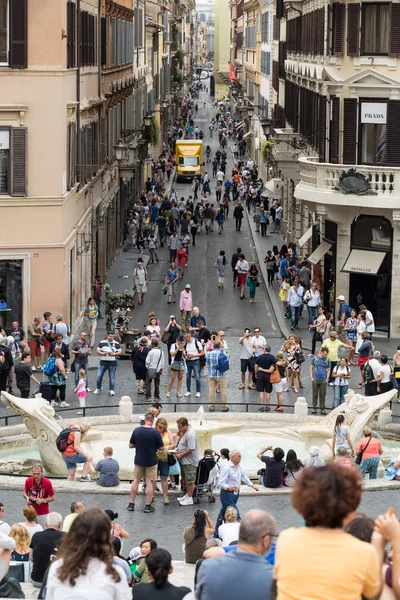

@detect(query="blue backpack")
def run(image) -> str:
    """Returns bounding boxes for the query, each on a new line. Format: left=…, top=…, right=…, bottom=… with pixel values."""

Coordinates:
left=43, top=357, right=58, bottom=376
left=341, top=302, right=352, bottom=318
left=217, top=350, right=230, bottom=374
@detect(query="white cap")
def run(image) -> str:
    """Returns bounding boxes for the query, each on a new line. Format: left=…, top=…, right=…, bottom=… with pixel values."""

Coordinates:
left=336, top=295, right=345, bottom=301
left=129, top=546, right=142, bottom=561
left=309, top=446, right=320, bottom=456
left=185, top=284, right=191, bottom=289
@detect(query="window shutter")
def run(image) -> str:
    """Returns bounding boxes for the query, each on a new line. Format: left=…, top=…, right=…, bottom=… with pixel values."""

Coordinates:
left=343, top=98, right=357, bottom=164
left=332, top=3, right=344, bottom=56
left=329, top=97, right=339, bottom=163
left=101, top=17, right=107, bottom=65
left=11, top=127, right=27, bottom=196
left=112, top=18, right=117, bottom=65
left=347, top=4, right=360, bottom=56
left=387, top=100, right=400, bottom=166
left=318, top=96, right=327, bottom=162
left=389, top=4, right=400, bottom=57
left=9, top=0, right=28, bottom=68
left=67, top=2, right=73, bottom=68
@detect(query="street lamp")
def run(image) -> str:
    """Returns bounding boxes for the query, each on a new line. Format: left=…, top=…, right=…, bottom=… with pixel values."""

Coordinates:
left=114, top=143, right=126, bottom=161
left=144, top=113, right=152, bottom=127
left=246, top=105, right=254, bottom=119
left=260, top=118, right=273, bottom=138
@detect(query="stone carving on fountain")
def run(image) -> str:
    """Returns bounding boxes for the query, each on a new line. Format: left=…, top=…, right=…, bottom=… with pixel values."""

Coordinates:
left=0, top=391, right=66, bottom=475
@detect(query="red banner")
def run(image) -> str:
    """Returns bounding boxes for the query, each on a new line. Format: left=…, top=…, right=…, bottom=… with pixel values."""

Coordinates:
left=229, top=63, right=239, bottom=85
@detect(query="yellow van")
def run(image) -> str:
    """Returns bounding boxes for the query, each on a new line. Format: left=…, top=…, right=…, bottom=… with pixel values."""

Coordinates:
left=175, top=141, right=204, bottom=182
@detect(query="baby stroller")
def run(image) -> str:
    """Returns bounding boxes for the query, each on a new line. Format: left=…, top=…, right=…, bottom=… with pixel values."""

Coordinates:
left=192, top=449, right=220, bottom=504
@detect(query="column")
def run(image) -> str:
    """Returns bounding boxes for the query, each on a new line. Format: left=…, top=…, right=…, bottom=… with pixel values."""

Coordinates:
left=391, top=211, right=400, bottom=335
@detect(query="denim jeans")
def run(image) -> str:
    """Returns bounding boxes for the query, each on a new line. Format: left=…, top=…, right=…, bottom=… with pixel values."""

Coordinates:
left=307, top=305, right=319, bottom=326
left=215, top=489, right=240, bottom=535
left=96, top=363, right=116, bottom=392
left=291, top=305, right=301, bottom=327
left=74, top=362, right=89, bottom=387
left=186, top=359, right=201, bottom=393
left=333, top=385, right=348, bottom=409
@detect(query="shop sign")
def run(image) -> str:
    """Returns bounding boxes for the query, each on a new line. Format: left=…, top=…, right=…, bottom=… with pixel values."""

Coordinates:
left=0, top=131, right=9, bottom=150
left=361, top=103, right=387, bottom=124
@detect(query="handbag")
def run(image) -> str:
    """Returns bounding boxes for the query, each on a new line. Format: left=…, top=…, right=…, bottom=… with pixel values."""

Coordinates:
left=295, top=351, right=305, bottom=364
left=391, top=374, right=399, bottom=390
left=148, top=351, right=162, bottom=379
left=394, top=365, right=400, bottom=379
left=170, top=361, right=183, bottom=371
left=270, top=366, right=281, bottom=384
left=167, top=453, right=177, bottom=466
left=355, top=435, right=372, bottom=466
left=161, top=330, right=171, bottom=344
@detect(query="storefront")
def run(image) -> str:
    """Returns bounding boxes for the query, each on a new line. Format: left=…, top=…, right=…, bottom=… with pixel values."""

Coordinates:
left=0, top=257, right=25, bottom=329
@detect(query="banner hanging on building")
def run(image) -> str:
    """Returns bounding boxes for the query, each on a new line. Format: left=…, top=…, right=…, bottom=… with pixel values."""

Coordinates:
left=229, top=63, right=239, bottom=85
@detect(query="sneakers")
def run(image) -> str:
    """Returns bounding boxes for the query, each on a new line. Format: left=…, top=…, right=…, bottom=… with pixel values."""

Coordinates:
left=127, top=502, right=135, bottom=511
left=59, top=401, right=70, bottom=408
left=109, top=391, right=115, bottom=396
left=184, top=391, right=191, bottom=397
left=178, top=495, right=194, bottom=506
left=195, top=392, right=201, bottom=398
left=144, top=504, right=155, bottom=513
left=80, top=475, right=94, bottom=482
left=50, top=401, right=57, bottom=408
left=86, top=388, right=92, bottom=392
left=93, top=389, right=101, bottom=394
left=166, top=392, right=171, bottom=398
left=32, top=366, right=36, bottom=372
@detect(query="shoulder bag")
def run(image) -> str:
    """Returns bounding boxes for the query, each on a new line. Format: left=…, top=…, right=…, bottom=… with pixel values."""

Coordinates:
left=161, top=329, right=171, bottom=344
left=270, top=366, right=281, bottom=384
left=148, top=350, right=162, bottom=379
left=355, top=436, right=372, bottom=465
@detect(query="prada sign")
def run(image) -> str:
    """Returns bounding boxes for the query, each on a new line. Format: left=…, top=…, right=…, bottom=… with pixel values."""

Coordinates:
left=361, top=102, right=387, bottom=124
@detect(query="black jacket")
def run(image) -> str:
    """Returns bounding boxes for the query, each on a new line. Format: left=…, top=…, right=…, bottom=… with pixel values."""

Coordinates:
left=0, top=577, right=24, bottom=598
left=49, top=342, right=70, bottom=363
left=0, top=345, right=13, bottom=371
left=233, top=205, right=244, bottom=219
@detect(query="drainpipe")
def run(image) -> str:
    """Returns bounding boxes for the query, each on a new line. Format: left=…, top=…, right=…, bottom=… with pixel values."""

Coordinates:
left=76, top=0, right=81, bottom=173
left=98, top=0, right=102, bottom=99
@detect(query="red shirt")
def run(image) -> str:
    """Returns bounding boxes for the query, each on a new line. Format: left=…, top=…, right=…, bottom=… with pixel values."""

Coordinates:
left=24, top=476, right=54, bottom=515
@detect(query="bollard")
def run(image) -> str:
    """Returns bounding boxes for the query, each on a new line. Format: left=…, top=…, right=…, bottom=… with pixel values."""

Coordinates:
left=118, top=395, right=133, bottom=420
left=294, top=396, right=309, bottom=419
left=378, top=405, right=392, bottom=428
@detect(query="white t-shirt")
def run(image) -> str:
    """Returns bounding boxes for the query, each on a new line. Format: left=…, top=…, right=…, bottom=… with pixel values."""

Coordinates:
left=0, top=521, right=10, bottom=535
left=380, top=364, right=391, bottom=383
left=240, top=337, right=254, bottom=360
left=252, top=335, right=267, bottom=357
left=46, top=558, right=129, bottom=600
left=53, top=322, right=70, bottom=345
left=148, top=325, right=160, bottom=338
left=185, top=339, right=202, bottom=361
left=19, top=522, right=43, bottom=538
left=304, top=289, right=320, bottom=307
left=333, top=365, right=351, bottom=386
left=216, top=171, right=224, bottom=182
left=218, top=522, right=240, bottom=546
left=365, top=310, right=375, bottom=333
left=369, top=358, right=381, bottom=379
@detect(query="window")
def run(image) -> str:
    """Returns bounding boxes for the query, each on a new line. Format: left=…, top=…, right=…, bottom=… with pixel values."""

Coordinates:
left=67, top=1, right=76, bottom=68
left=0, top=129, right=9, bottom=193
left=362, top=3, right=389, bottom=55
left=361, top=124, right=387, bottom=164
left=0, top=0, right=7, bottom=65
left=0, top=259, right=23, bottom=328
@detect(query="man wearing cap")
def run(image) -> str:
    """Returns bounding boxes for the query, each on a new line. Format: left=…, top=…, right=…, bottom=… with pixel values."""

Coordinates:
left=336, top=295, right=351, bottom=340
left=323, top=331, right=352, bottom=385
left=179, top=284, right=193, bottom=333
left=303, top=446, right=325, bottom=468
left=133, top=260, right=148, bottom=306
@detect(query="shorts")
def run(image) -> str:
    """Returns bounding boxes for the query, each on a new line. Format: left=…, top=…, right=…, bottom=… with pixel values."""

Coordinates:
left=77, top=391, right=87, bottom=398
left=158, top=460, right=170, bottom=479
left=273, top=377, right=287, bottom=393
left=275, top=218, right=281, bottom=225
left=237, top=273, right=246, bottom=287
left=134, top=366, right=147, bottom=381
left=358, top=356, right=368, bottom=369
left=256, top=377, right=272, bottom=393
left=133, top=464, right=158, bottom=482
left=241, top=358, right=254, bottom=373
left=44, top=339, right=52, bottom=349
left=180, top=463, right=197, bottom=484
left=62, top=453, right=87, bottom=470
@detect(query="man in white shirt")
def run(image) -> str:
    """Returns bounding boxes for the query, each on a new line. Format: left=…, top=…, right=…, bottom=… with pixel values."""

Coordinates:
left=216, top=170, right=225, bottom=183
left=145, top=339, right=164, bottom=400
left=360, top=304, right=375, bottom=336
left=252, top=328, right=267, bottom=358
left=183, top=332, right=204, bottom=398
left=239, top=328, right=256, bottom=390
left=365, top=351, right=381, bottom=397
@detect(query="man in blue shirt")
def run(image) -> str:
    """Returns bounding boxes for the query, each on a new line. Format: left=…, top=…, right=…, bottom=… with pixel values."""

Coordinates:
left=279, top=253, right=290, bottom=278
left=206, top=340, right=228, bottom=412
left=156, top=214, right=167, bottom=246
left=287, top=281, right=304, bottom=330
left=309, top=346, right=331, bottom=415
left=196, top=509, right=276, bottom=600
left=189, top=307, right=206, bottom=337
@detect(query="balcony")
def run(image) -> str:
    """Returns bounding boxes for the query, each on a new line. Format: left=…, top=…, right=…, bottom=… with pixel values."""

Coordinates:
left=295, top=156, right=400, bottom=210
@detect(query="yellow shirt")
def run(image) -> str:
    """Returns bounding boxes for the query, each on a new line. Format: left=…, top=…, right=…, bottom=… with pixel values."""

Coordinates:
left=274, top=527, right=381, bottom=600
left=157, top=431, right=171, bottom=461
left=323, top=338, right=343, bottom=362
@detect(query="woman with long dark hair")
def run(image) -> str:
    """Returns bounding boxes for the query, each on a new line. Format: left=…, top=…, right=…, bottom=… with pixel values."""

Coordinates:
left=132, top=549, right=191, bottom=599
left=331, top=414, right=354, bottom=457
left=45, top=508, right=129, bottom=599
left=183, top=510, right=215, bottom=564
left=284, top=449, right=304, bottom=487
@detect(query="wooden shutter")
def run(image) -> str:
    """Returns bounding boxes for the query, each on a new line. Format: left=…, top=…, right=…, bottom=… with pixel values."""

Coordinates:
left=318, top=96, right=327, bottom=162
left=387, top=100, right=400, bottom=166
left=101, top=18, right=107, bottom=65
left=329, top=97, right=339, bottom=163
left=332, top=3, right=344, bottom=56
left=11, top=127, right=27, bottom=196
left=389, top=4, right=400, bottom=57
left=347, top=4, right=360, bottom=56
left=9, top=0, right=28, bottom=68
left=67, top=2, right=76, bottom=68
left=343, top=98, right=357, bottom=164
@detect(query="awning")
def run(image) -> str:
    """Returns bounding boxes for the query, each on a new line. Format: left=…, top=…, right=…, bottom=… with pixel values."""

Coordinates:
left=261, top=179, right=275, bottom=197
left=341, top=249, right=386, bottom=275
left=298, top=225, right=313, bottom=248
left=243, top=131, right=252, bottom=138
left=235, top=121, right=245, bottom=130
left=306, top=240, right=333, bottom=266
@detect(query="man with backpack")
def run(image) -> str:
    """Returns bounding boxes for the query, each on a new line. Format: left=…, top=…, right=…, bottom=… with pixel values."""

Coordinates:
left=336, top=295, right=352, bottom=340
left=309, top=347, right=331, bottom=415
left=183, top=332, right=204, bottom=398
left=206, top=339, right=229, bottom=412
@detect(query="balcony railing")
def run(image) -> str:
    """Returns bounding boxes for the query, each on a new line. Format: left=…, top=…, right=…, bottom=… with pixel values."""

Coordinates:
left=298, top=156, right=400, bottom=196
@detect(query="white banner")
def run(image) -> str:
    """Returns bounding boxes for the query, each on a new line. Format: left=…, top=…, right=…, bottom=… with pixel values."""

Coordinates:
left=0, top=131, right=9, bottom=150
left=361, top=103, right=387, bottom=124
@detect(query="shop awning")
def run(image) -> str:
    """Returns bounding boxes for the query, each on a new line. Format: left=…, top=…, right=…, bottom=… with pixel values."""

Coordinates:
left=306, top=240, right=333, bottom=266
left=341, top=249, right=386, bottom=275
left=235, top=121, right=245, bottom=130
left=243, top=131, right=252, bottom=138
left=261, top=179, right=275, bottom=198
left=298, top=225, right=313, bottom=248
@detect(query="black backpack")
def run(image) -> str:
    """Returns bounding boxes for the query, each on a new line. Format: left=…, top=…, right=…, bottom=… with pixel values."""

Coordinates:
left=55, top=427, right=76, bottom=453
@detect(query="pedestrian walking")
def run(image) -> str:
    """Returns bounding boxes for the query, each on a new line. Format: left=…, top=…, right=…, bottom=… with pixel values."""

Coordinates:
left=168, top=231, right=179, bottom=262
left=92, top=275, right=103, bottom=319
left=148, top=233, right=159, bottom=264
left=71, top=331, right=91, bottom=391
left=247, top=263, right=259, bottom=304
left=179, top=284, right=193, bottom=332
left=255, top=345, right=277, bottom=412
left=288, top=281, right=304, bottom=330
left=131, top=337, right=150, bottom=395
left=27, top=317, right=44, bottom=371
left=133, top=260, right=148, bottom=306
left=235, top=254, right=250, bottom=300
left=165, top=262, right=179, bottom=304
left=176, top=417, right=199, bottom=506
left=215, top=450, right=259, bottom=532
left=166, top=336, right=186, bottom=398
left=93, top=332, right=121, bottom=396
left=233, top=202, right=244, bottom=232
left=239, top=328, right=256, bottom=390
left=183, top=332, right=204, bottom=398
left=207, top=339, right=229, bottom=412
left=264, top=251, right=276, bottom=286
left=83, top=298, right=98, bottom=348
left=145, top=339, right=164, bottom=400
left=310, top=346, right=331, bottom=415
left=215, top=250, right=227, bottom=289
left=15, top=353, right=41, bottom=398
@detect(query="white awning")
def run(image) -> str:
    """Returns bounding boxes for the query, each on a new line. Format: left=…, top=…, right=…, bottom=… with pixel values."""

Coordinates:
left=341, top=249, right=386, bottom=275
left=298, top=225, right=313, bottom=248
left=243, top=131, right=252, bottom=138
left=261, top=179, right=275, bottom=197
left=306, top=240, right=333, bottom=266
left=235, top=121, right=245, bottom=130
